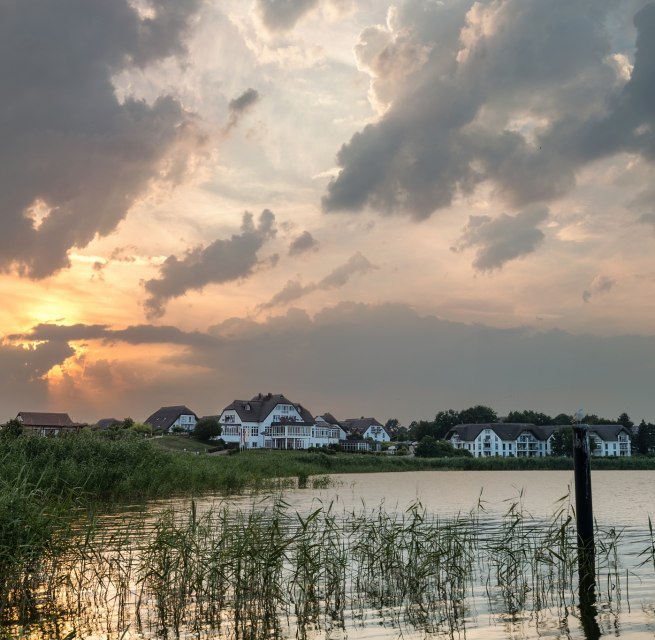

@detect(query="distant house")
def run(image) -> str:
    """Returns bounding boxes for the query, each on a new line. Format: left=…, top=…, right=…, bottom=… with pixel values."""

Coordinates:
left=447, top=423, right=632, bottom=457
left=16, top=411, right=82, bottom=436
left=219, top=393, right=340, bottom=450
left=447, top=423, right=549, bottom=457
left=341, top=418, right=391, bottom=443
left=95, top=418, right=122, bottom=430
left=586, top=425, right=632, bottom=457
left=315, top=413, right=348, bottom=441
left=144, top=406, right=198, bottom=433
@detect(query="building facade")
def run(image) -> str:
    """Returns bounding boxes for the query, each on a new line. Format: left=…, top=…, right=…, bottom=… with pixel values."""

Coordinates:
left=447, top=423, right=632, bottom=457
left=219, top=393, right=340, bottom=449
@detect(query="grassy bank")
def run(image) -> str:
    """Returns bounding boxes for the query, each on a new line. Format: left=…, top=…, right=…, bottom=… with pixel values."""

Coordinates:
left=2, top=435, right=655, bottom=504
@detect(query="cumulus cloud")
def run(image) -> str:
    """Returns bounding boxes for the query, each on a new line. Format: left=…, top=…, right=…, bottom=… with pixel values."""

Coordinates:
left=223, top=88, right=261, bottom=134
left=254, top=0, right=353, bottom=32
left=322, top=0, right=653, bottom=222
left=144, top=210, right=277, bottom=318
left=288, top=231, right=319, bottom=256
left=583, top=275, right=616, bottom=303
left=260, top=252, right=376, bottom=309
left=254, top=0, right=320, bottom=32
left=452, top=206, right=549, bottom=271
left=0, top=0, right=205, bottom=278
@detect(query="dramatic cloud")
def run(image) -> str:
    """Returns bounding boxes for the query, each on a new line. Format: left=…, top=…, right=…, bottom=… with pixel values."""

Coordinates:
left=144, top=210, right=277, bottom=318
left=260, top=252, right=376, bottom=309
left=0, top=339, right=75, bottom=412
left=223, top=88, right=261, bottom=134
left=7, top=303, right=655, bottom=424
left=203, top=302, right=655, bottom=424
left=452, top=206, right=549, bottom=271
left=322, top=0, right=653, bottom=222
left=11, top=323, right=221, bottom=349
left=0, top=0, right=205, bottom=278
left=583, top=275, right=616, bottom=303
left=288, top=231, right=319, bottom=256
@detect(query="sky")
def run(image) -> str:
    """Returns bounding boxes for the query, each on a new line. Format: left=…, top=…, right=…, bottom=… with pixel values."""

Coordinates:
left=2, top=0, right=655, bottom=426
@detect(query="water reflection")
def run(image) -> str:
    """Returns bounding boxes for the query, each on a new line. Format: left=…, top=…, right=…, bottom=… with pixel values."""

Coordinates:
left=5, top=470, right=655, bottom=639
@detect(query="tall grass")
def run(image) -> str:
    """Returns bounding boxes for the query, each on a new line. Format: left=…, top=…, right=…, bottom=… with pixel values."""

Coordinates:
left=5, top=497, right=647, bottom=639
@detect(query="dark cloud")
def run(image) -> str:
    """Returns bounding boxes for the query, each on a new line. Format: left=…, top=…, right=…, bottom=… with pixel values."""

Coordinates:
left=11, top=323, right=221, bottom=349
left=0, top=0, right=204, bottom=278
left=144, top=210, right=277, bottom=318
left=582, top=275, right=616, bottom=303
left=260, top=252, right=376, bottom=309
left=323, top=0, right=651, bottom=222
left=255, top=0, right=320, bottom=32
left=7, top=302, right=655, bottom=423
left=223, top=88, right=261, bottom=134
left=288, top=231, right=319, bottom=256
left=0, top=339, right=75, bottom=416
left=202, top=302, right=655, bottom=424
left=451, top=206, right=548, bottom=271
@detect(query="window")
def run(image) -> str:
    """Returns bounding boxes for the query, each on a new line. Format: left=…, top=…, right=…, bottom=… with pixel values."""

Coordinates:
left=251, top=426, right=259, bottom=437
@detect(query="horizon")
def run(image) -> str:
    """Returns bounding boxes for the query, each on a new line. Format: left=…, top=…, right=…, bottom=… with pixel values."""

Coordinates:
left=2, top=0, right=655, bottom=426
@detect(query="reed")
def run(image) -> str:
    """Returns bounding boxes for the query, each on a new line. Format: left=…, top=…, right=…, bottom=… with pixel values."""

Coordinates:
left=4, top=495, right=650, bottom=639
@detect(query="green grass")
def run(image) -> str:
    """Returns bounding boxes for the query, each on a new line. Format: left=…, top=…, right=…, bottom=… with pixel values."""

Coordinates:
left=151, top=435, right=215, bottom=454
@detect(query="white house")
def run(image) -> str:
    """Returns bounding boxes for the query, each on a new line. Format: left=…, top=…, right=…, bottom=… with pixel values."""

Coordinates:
left=340, top=418, right=391, bottom=443
left=586, top=424, right=632, bottom=457
left=219, top=393, right=340, bottom=450
left=144, top=405, right=198, bottom=433
left=447, top=423, right=632, bottom=457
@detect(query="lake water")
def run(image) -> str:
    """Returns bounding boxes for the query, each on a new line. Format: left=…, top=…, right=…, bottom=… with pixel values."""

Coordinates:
left=23, top=470, right=655, bottom=639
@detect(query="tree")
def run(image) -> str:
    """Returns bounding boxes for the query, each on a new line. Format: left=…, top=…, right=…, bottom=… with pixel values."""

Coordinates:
left=459, top=405, right=498, bottom=424
left=581, top=414, right=614, bottom=425
left=1, top=418, right=23, bottom=439
left=409, top=419, right=439, bottom=442
left=433, top=409, right=461, bottom=438
left=414, top=436, right=471, bottom=458
left=550, top=427, right=573, bottom=456
left=552, top=413, right=573, bottom=425
left=505, top=410, right=553, bottom=425
left=193, top=417, right=222, bottom=442
left=635, top=421, right=655, bottom=455
left=617, top=412, right=634, bottom=433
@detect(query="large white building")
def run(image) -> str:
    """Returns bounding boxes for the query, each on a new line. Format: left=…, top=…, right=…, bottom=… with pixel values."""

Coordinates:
left=219, top=393, right=340, bottom=449
left=446, top=423, right=632, bottom=457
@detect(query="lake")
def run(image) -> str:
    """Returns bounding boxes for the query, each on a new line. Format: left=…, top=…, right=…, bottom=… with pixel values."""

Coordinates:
left=19, top=470, right=655, bottom=639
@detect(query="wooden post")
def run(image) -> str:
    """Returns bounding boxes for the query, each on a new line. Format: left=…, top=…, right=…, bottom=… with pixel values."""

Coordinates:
left=572, top=423, right=594, bottom=553
left=572, top=422, right=599, bottom=637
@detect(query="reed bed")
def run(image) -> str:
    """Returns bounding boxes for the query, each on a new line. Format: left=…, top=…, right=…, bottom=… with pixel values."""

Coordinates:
left=3, top=495, right=651, bottom=640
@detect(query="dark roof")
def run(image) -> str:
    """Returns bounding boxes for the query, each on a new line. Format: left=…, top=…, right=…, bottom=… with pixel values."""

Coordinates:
left=446, top=422, right=632, bottom=443
left=17, top=411, right=76, bottom=427
left=588, top=424, right=631, bottom=441
left=341, top=417, right=385, bottom=435
left=446, top=423, right=551, bottom=441
left=222, top=393, right=315, bottom=424
left=95, top=418, right=122, bottom=429
left=317, top=412, right=340, bottom=426
left=144, top=405, right=198, bottom=430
